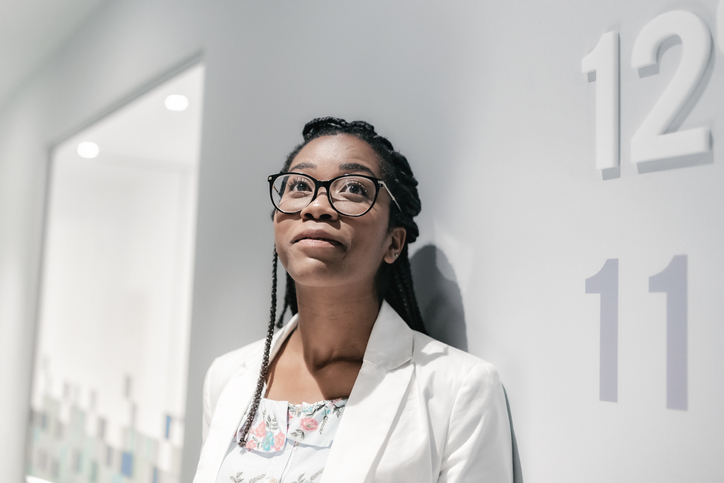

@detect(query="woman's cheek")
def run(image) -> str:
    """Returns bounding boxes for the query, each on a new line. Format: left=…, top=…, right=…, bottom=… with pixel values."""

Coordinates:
left=276, top=246, right=289, bottom=272
left=273, top=220, right=290, bottom=270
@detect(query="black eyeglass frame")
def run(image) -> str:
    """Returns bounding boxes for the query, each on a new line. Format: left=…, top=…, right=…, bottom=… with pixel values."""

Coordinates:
left=268, top=172, right=401, bottom=217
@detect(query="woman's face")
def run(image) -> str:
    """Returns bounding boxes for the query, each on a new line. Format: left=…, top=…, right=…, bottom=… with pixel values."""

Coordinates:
left=274, top=134, right=406, bottom=293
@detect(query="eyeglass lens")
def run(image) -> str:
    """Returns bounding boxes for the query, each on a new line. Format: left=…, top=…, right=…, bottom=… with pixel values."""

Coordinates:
left=271, top=174, right=377, bottom=216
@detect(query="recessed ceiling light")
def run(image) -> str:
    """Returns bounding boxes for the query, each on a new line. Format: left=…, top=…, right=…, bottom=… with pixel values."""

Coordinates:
left=77, top=142, right=99, bottom=158
left=165, top=94, right=189, bottom=111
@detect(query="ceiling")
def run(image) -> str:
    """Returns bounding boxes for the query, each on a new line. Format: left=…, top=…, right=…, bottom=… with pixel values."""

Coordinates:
left=55, top=63, right=205, bottom=167
left=0, top=0, right=205, bottom=168
left=0, top=0, right=106, bottom=106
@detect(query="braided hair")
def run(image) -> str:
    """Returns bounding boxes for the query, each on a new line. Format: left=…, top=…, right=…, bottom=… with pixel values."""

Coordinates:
left=238, top=117, right=424, bottom=447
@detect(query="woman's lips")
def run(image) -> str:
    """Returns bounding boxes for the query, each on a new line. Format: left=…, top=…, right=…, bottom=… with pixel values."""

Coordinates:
left=293, top=230, right=343, bottom=247
left=294, top=237, right=341, bottom=248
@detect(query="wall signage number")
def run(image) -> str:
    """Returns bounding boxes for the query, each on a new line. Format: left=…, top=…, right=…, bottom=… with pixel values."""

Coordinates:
left=582, top=10, right=713, bottom=171
left=586, top=256, right=688, bottom=410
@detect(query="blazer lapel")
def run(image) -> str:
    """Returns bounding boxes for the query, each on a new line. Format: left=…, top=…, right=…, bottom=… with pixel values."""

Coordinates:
left=193, top=318, right=299, bottom=483
left=322, top=302, right=415, bottom=483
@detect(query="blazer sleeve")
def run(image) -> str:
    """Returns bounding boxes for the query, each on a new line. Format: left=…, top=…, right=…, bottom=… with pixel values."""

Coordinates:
left=438, top=362, right=514, bottom=483
left=201, top=358, right=215, bottom=445
left=198, top=341, right=264, bottom=447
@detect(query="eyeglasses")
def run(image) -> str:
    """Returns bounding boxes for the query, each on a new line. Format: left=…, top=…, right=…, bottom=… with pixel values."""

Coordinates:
left=268, top=172, right=401, bottom=217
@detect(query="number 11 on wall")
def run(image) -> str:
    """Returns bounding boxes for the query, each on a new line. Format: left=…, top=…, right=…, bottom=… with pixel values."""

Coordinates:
left=650, top=255, right=688, bottom=411
left=585, top=259, right=619, bottom=402
left=586, top=256, right=688, bottom=409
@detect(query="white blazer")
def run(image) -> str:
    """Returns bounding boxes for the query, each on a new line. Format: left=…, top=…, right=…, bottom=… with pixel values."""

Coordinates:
left=193, top=302, right=514, bottom=483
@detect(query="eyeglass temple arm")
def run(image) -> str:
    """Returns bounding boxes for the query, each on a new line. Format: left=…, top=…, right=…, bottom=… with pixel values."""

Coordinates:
left=380, top=181, right=402, bottom=213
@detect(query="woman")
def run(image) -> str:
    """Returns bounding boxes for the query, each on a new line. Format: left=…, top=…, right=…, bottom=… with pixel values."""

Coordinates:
left=193, top=118, right=513, bottom=482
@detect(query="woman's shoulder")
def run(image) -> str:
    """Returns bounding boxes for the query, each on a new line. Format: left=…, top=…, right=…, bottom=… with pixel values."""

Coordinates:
left=409, top=330, right=503, bottom=393
left=205, top=338, right=265, bottom=387
left=201, top=338, right=267, bottom=424
left=407, top=332, right=513, bottom=483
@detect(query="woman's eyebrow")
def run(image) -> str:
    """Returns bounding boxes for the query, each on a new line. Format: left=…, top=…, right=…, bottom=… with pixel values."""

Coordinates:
left=339, top=162, right=375, bottom=175
left=289, top=162, right=315, bottom=171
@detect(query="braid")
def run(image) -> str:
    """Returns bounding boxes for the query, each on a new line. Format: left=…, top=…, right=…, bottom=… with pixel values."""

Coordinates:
left=396, top=252, right=424, bottom=332
left=275, top=272, right=298, bottom=328
left=384, top=246, right=426, bottom=334
left=286, top=272, right=298, bottom=315
left=277, top=117, right=426, bottom=333
left=384, top=151, right=420, bottom=243
left=238, top=247, right=278, bottom=447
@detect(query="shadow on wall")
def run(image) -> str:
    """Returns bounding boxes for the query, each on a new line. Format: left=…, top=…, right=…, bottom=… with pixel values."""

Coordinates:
left=410, top=244, right=467, bottom=351
left=410, top=244, right=524, bottom=482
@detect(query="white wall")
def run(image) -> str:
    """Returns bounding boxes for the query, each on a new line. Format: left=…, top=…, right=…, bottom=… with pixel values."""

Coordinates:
left=2, top=1, right=723, bottom=481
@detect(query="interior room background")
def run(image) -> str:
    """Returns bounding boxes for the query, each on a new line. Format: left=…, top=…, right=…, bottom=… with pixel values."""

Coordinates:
left=2, top=1, right=723, bottom=481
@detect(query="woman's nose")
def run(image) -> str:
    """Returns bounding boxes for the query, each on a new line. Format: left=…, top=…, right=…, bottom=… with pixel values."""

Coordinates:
left=300, top=188, right=338, bottom=220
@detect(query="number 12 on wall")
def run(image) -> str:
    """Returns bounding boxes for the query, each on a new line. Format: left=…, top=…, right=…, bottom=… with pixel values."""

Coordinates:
left=585, top=256, right=688, bottom=410
left=582, top=10, right=713, bottom=170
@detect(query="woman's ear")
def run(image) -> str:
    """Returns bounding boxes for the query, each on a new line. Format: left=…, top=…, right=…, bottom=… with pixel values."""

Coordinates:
left=383, top=227, right=407, bottom=264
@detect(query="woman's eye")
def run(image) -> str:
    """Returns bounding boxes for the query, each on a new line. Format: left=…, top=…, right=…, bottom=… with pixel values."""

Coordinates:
left=340, top=181, right=370, bottom=197
left=343, top=183, right=363, bottom=194
left=288, top=178, right=312, bottom=192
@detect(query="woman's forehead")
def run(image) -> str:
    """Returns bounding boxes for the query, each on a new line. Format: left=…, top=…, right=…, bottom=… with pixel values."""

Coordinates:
left=291, top=134, right=382, bottom=177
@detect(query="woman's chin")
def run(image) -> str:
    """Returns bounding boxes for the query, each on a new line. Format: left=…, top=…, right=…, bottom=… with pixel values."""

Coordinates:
left=281, top=243, right=345, bottom=269
left=285, top=264, right=369, bottom=292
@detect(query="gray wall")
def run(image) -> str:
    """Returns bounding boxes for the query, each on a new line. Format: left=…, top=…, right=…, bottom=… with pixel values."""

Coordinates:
left=2, top=1, right=723, bottom=481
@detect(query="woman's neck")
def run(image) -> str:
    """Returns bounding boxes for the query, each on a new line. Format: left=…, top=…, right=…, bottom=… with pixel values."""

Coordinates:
left=290, top=283, right=380, bottom=369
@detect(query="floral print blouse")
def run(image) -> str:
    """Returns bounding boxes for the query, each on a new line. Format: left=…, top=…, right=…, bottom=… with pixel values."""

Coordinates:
left=216, top=397, right=348, bottom=483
